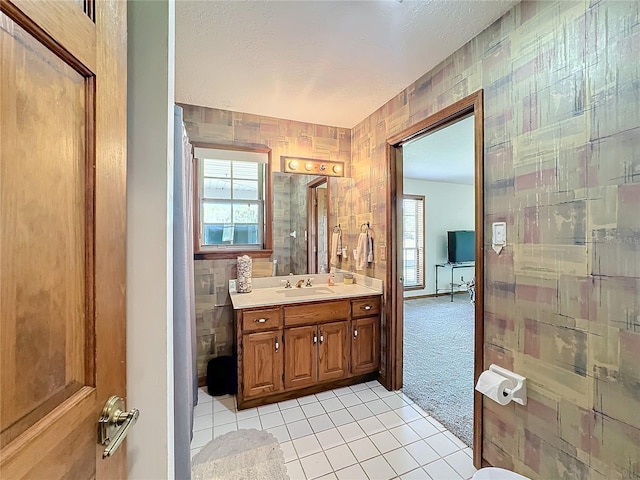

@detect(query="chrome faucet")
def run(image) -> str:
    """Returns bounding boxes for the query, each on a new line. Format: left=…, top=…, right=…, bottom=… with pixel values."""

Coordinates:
left=296, top=279, right=305, bottom=288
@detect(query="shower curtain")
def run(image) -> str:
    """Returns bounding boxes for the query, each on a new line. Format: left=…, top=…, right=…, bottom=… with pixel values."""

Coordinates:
left=173, top=106, right=197, bottom=479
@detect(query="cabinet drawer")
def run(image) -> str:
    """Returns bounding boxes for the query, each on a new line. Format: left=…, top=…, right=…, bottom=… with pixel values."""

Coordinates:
left=351, top=297, right=381, bottom=318
left=242, top=307, right=282, bottom=332
left=284, top=300, right=350, bottom=327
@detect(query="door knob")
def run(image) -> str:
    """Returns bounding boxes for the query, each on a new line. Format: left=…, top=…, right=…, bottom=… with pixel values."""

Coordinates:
left=99, top=395, right=140, bottom=459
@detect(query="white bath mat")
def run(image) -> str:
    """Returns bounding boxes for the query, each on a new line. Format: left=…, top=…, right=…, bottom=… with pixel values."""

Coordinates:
left=191, top=429, right=289, bottom=480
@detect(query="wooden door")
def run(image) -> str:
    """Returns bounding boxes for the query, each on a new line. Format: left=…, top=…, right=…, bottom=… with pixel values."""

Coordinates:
left=318, top=321, right=349, bottom=382
left=351, top=317, right=380, bottom=375
left=0, top=0, right=127, bottom=478
left=284, top=326, right=317, bottom=389
left=243, top=331, right=283, bottom=399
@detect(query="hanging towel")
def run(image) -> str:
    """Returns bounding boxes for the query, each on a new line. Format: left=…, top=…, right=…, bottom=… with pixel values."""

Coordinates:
left=330, top=232, right=341, bottom=266
left=355, top=232, right=368, bottom=270
left=367, top=231, right=374, bottom=263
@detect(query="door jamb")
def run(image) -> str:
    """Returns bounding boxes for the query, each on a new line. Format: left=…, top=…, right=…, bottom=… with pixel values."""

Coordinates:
left=384, top=90, right=485, bottom=468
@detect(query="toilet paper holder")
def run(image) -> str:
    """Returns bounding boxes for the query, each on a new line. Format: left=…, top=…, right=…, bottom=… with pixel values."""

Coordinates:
left=478, top=364, right=527, bottom=406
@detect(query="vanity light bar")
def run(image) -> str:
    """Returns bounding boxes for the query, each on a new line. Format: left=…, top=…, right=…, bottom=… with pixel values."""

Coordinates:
left=281, top=156, right=345, bottom=177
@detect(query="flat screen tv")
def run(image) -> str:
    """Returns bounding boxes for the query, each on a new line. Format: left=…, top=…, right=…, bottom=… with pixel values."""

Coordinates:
left=447, top=230, right=475, bottom=263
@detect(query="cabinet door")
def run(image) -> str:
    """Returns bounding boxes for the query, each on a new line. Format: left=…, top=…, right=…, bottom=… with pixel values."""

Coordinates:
left=318, top=321, right=349, bottom=382
left=351, top=317, right=380, bottom=375
left=243, top=331, right=283, bottom=399
left=284, top=325, right=318, bottom=390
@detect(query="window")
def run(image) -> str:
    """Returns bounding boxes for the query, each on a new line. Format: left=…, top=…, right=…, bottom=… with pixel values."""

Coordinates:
left=194, top=145, right=272, bottom=258
left=403, top=195, right=425, bottom=289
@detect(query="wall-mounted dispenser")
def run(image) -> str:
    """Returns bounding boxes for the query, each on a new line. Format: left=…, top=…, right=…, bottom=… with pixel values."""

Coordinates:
left=475, top=364, right=527, bottom=406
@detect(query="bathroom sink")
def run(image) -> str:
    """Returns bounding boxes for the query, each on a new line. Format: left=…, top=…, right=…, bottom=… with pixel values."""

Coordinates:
left=276, top=286, right=335, bottom=298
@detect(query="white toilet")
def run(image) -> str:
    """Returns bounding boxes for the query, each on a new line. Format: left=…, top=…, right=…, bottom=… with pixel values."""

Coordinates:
left=472, top=467, right=530, bottom=480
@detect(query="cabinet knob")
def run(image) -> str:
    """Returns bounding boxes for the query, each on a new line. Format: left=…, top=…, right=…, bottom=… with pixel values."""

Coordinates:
left=362, top=305, right=372, bottom=311
left=353, top=329, right=358, bottom=339
left=255, top=318, right=268, bottom=323
left=275, top=337, right=279, bottom=352
left=313, top=334, right=318, bottom=344
left=319, top=333, right=324, bottom=344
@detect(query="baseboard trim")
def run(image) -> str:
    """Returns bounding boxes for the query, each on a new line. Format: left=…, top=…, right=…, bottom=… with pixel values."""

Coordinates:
left=404, top=291, right=468, bottom=300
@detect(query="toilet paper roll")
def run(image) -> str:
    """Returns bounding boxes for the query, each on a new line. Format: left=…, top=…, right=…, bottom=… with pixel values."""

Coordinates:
left=475, top=370, right=512, bottom=406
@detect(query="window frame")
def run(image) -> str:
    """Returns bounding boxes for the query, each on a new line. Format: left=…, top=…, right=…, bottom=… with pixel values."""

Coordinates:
left=402, top=194, right=425, bottom=290
left=192, top=142, right=273, bottom=260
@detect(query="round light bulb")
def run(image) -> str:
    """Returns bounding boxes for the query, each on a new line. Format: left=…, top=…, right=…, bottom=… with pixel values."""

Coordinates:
left=332, top=165, right=342, bottom=174
left=289, top=160, right=298, bottom=170
left=305, top=162, right=313, bottom=171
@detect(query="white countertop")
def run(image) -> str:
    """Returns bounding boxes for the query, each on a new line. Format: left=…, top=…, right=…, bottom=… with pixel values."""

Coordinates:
left=229, top=274, right=383, bottom=310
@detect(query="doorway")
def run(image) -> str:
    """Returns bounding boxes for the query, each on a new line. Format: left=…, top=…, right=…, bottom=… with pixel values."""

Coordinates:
left=402, top=115, right=476, bottom=447
left=307, top=177, right=329, bottom=274
left=385, top=90, right=485, bottom=468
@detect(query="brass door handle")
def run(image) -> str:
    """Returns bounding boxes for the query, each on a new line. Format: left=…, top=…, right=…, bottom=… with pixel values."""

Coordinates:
left=99, top=395, right=140, bottom=459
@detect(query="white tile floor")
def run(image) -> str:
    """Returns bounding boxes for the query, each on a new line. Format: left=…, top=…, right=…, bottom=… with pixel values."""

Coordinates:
left=191, top=381, right=476, bottom=480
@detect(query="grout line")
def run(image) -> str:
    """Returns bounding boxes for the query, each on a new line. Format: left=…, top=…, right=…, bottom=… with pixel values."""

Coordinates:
left=197, top=382, right=472, bottom=479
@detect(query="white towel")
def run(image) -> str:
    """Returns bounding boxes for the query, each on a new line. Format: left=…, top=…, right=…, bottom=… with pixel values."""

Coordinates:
left=355, top=232, right=368, bottom=270
left=331, top=232, right=341, bottom=266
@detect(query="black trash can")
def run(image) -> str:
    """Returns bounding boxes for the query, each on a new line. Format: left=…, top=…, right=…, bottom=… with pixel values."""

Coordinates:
left=206, top=355, right=237, bottom=396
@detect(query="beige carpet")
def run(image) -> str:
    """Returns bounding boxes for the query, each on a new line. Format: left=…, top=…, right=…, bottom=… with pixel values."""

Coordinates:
left=192, top=429, right=289, bottom=480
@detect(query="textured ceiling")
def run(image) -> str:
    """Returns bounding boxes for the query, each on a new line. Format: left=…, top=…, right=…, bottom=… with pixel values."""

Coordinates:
left=175, top=0, right=520, bottom=128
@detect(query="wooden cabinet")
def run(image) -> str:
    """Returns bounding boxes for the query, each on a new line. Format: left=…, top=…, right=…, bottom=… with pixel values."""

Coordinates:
left=238, top=306, right=284, bottom=400
left=236, top=295, right=381, bottom=409
left=351, top=317, right=380, bottom=375
left=318, top=321, right=349, bottom=382
left=284, top=326, right=317, bottom=389
left=351, top=297, right=381, bottom=318
left=242, top=307, right=282, bottom=333
left=350, top=297, right=381, bottom=375
left=243, top=330, right=283, bottom=399
left=284, top=322, right=349, bottom=388
left=284, top=301, right=350, bottom=327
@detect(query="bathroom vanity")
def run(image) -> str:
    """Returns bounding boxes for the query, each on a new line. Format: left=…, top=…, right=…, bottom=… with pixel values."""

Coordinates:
left=230, top=276, right=382, bottom=409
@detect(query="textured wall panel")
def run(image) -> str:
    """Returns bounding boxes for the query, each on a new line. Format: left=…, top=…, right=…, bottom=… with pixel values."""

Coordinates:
left=348, top=0, right=639, bottom=478
left=180, top=105, right=351, bottom=377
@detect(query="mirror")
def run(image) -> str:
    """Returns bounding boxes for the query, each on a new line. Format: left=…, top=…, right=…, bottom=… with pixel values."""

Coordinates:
left=272, top=173, right=325, bottom=275
left=272, top=173, right=355, bottom=275
left=272, top=172, right=355, bottom=275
